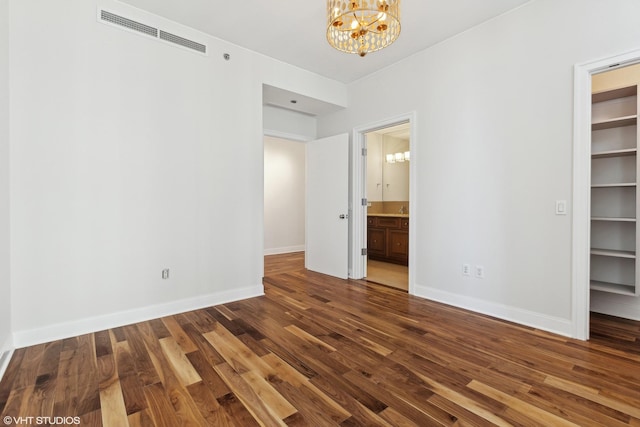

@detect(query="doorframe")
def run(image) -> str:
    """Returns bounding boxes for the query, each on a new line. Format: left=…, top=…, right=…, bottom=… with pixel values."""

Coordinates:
left=573, top=48, right=640, bottom=340
left=350, top=112, right=417, bottom=294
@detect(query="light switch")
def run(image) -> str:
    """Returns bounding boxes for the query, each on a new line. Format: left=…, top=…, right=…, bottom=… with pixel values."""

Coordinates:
left=555, top=200, right=567, bottom=215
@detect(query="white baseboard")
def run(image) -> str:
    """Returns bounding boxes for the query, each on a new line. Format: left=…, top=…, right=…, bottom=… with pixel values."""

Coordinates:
left=414, top=284, right=574, bottom=338
left=590, top=291, right=640, bottom=321
left=264, top=245, right=305, bottom=256
left=13, top=284, right=264, bottom=348
left=0, top=335, right=14, bottom=382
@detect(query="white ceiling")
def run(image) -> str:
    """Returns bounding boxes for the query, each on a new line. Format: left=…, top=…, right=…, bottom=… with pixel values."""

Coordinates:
left=117, top=1, right=530, bottom=116
left=119, top=0, right=530, bottom=84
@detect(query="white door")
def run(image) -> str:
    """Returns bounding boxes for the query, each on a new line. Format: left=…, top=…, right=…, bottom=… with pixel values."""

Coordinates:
left=306, top=134, right=349, bottom=279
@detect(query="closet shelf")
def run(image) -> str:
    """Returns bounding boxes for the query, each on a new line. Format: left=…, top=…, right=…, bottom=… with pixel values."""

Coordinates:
left=592, top=115, right=637, bottom=131
left=590, top=280, right=637, bottom=296
left=591, top=183, right=636, bottom=188
left=591, top=217, right=636, bottom=222
left=590, top=248, right=636, bottom=259
left=592, top=86, right=637, bottom=103
left=591, top=148, right=637, bottom=158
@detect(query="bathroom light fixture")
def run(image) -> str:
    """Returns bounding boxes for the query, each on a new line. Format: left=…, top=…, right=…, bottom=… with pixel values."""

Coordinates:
left=386, top=151, right=409, bottom=163
left=327, top=0, right=401, bottom=57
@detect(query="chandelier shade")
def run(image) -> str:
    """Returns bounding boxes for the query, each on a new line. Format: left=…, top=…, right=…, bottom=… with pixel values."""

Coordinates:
left=327, top=0, right=401, bottom=57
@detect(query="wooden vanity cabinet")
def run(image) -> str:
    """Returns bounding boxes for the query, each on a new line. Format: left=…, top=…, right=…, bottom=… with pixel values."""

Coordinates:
left=367, top=216, right=408, bottom=265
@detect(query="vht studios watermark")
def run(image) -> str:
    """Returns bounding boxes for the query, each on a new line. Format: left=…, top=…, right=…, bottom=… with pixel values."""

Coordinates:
left=3, top=416, right=81, bottom=426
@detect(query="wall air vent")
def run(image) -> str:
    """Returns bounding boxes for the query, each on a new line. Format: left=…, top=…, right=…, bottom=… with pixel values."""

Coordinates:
left=99, top=9, right=207, bottom=56
left=160, top=30, right=207, bottom=54
left=100, top=10, right=158, bottom=37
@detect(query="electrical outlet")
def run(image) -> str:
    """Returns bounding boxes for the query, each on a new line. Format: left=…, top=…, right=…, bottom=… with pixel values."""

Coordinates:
left=475, top=265, right=485, bottom=279
left=462, top=264, right=471, bottom=276
left=162, top=268, right=170, bottom=279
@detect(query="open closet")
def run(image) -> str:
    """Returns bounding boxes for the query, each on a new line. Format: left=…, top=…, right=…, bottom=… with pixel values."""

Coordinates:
left=590, top=64, right=640, bottom=319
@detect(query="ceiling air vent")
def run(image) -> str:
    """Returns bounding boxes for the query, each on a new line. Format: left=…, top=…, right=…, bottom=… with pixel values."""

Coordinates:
left=99, top=9, right=207, bottom=56
left=100, top=10, right=158, bottom=38
left=160, top=30, right=206, bottom=54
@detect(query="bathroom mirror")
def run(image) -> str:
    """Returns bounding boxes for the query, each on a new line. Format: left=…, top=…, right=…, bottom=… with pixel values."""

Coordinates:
left=366, top=123, right=410, bottom=203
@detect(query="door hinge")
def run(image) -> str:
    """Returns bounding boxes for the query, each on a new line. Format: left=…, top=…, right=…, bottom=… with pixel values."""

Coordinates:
left=362, top=148, right=367, bottom=156
left=361, top=198, right=368, bottom=206
left=361, top=248, right=367, bottom=256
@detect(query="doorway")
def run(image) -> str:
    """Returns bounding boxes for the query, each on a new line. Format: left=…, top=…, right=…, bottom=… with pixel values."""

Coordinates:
left=364, top=123, right=410, bottom=291
left=263, top=132, right=350, bottom=280
left=350, top=113, right=416, bottom=294
left=573, top=49, right=640, bottom=340
left=263, top=135, right=306, bottom=257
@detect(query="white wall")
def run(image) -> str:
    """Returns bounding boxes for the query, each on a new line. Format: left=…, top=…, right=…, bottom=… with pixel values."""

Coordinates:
left=0, top=0, right=12, bottom=359
left=263, top=106, right=316, bottom=141
left=318, top=0, right=640, bottom=337
left=264, top=136, right=306, bottom=255
left=9, top=0, right=346, bottom=346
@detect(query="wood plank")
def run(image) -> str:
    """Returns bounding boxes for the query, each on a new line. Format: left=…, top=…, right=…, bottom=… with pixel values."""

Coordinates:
left=203, top=324, right=274, bottom=377
left=52, top=349, right=81, bottom=417
left=467, top=380, right=581, bottom=427
left=158, top=337, right=202, bottom=387
left=161, top=316, right=198, bottom=354
left=185, top=381, right=235, bottom=427
left=0, top=388, right=26, bottom=424
left=120, top=374, right=147, bottom=416
left=127, top=408, right=156, bottom=427
left=261, top=353, right=351, bottom=425
left=0, top=348, right=26, bottom=413
left=214, top=362, right=283, bottom=426
left=100, top=377, right=129, bottom=427
left=94, top=330, right=113, bottom=358
left=215, top=392, right=260, bottom=427
left=144, top=383, right=182, bottom=427
left=240, top=370, right=297, bottom=420
left=283, top=325, right=337, bottom=353
left=186, top=350, right=231, bottom=400
left=13, top=344, right=45, bottom=390
left=137, top=322, right=208, bottom=426
left=99, top=350, right=129, bottom=427
left=112, top=337, right=148, bottom=416
left=122, top=325, right=161, bottom=387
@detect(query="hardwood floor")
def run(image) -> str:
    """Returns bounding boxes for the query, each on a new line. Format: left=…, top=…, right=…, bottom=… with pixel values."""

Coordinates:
left=366, top=259, right=408, bottom=291
left=1, top=252, right=639, bottom=426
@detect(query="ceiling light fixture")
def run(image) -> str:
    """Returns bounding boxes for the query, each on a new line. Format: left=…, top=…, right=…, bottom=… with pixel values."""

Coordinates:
left=327, top=0, right=401, bottom=57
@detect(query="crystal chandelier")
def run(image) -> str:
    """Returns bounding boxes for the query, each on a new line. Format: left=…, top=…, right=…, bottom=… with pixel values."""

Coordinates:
left=327, top=0, right=401, bottom=57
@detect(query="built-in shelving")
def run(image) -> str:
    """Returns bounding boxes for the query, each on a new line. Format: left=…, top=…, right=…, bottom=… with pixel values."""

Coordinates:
left=590, top=84, right=640, bottom=296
